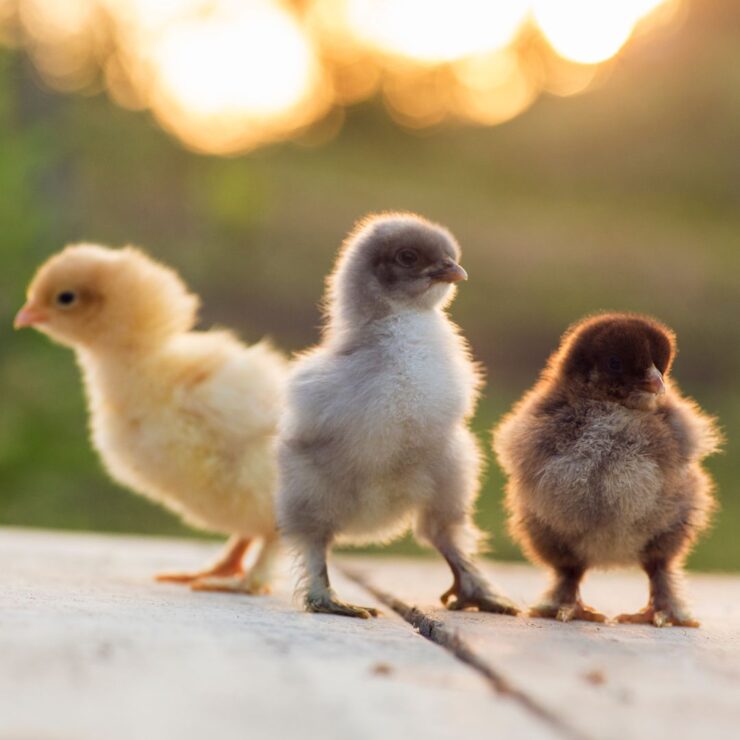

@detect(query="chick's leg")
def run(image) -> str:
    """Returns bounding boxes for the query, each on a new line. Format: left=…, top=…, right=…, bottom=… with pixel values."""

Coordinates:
left=243, top=534, right=281, bottom=593
left=437, top=542, right=520, bottom=615
left=530, top=566, right=606, bottom=623
left=420, top=431, right=518, bottom=615
left=191, top=534, right=280, bottom=595
left=616, top=565, right=698, bottom=628
left=617, top=525, right=699, bottom=627
left=522, top=516, right=606, bottom=622
left=418, top=512, right=518, bottom=614
left=155, top=535, right=250, bottom=584
left=300, top=538, right=379, bottom=619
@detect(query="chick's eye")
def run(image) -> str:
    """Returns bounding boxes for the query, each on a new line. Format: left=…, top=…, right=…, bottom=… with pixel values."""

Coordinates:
left=56, top=291, right=77, bottom=307
left=607, top=356, right=622, bottom=372
left=396, top=249, right=418, bottom=267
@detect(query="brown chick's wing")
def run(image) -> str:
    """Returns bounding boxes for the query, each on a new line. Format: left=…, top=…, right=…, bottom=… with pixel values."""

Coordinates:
left=659, top=389, right=723, bottom=463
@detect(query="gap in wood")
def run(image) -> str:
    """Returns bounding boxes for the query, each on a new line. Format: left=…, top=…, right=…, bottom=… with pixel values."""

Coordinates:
left=344, top=568, right=591, bottom=740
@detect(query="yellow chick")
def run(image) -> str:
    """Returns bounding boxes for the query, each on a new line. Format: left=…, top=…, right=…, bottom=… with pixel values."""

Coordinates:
left=15, top=244, right=287, bottom=594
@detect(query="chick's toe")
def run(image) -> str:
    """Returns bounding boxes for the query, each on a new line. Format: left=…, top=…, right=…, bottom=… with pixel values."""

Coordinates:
left=441, top=581, right=520, bottom=615
left=530, top=600, right=607, bottom=624
left=616, top=606, right=699, bottom=628
left=190, top=574, right=271, bottom=595
left=305, top=593, right=380, bottom=619
left=155, top=536, right=250, bottom=585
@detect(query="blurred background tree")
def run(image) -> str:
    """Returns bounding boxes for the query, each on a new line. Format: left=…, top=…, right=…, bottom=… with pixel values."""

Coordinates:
left=0, top=0, right=737, bottom=570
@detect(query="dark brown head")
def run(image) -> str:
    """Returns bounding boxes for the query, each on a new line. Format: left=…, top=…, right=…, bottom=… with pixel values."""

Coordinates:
left=554, top=313, right=676, bottom=410
left=327, top=213, right=467, bottom=329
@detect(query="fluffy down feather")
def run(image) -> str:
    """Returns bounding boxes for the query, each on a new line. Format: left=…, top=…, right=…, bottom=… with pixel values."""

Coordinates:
left=277, top=213, right=518, bottom=618
left=17, top=244, right=288, bottom=592
left=493, top=312, right=722, bottom=626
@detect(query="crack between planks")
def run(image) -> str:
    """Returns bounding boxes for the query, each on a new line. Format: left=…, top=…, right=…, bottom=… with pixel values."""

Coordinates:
left=343, top=567, right=592, bottom=740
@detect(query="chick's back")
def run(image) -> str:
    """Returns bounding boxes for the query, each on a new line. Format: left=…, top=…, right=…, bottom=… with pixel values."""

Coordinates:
left=87, top=330, right=287, bottom=536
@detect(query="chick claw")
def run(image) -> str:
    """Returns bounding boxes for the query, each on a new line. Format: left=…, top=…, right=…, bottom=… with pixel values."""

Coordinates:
left=529, top=600, right=607, bottom=623
left=615, top=606, right=699, bottom=628
left=305, top=593, right=380, bottom=619
left=441, top=585, right=520, bottom=615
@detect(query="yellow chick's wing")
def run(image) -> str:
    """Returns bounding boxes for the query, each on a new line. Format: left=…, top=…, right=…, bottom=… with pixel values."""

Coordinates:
left=158, top=330, right=288, bottom=537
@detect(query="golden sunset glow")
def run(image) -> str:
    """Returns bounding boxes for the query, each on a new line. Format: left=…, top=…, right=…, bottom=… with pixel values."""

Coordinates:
left=344, top=0, right=530, bottom=63
left=453, top=50, right=537, bottom=125
left=153, top=9, right=312, bottom=117
left=143, top=1, right=328, bottom=152
left=532, top=0, right=670, bottom=64
left=1, top=0, right=680, bottom=153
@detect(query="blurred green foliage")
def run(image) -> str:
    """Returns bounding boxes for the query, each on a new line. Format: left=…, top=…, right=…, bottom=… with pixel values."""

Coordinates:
left=1, top=1, right=738, bottom=570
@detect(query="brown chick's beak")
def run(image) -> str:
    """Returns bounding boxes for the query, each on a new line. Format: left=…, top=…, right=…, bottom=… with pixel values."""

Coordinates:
left=14, top=304, right=48, bottom=329
left=640, top=365, right=665, bottom=395
left=429, top=261, right=468, bottom=283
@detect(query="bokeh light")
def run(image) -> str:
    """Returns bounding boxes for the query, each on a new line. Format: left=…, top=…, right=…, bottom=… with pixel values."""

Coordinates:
left=453, top=49, right=537, bottom=125
left=532, top=0, right=670, bottom=64
left=0, top=0, right=681, bottom=153
left=343, top=0, right=530, bottom=63
left=141, top=1, right=329, bottom=153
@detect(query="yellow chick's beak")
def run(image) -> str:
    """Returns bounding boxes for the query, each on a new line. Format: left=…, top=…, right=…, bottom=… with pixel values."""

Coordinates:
left=14, top=304, right=48, bottom=329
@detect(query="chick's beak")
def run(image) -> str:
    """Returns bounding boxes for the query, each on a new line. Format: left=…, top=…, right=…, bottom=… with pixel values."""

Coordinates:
left=14, top=304, right=48, bottom=329
left=429, top=260, right=468, bottom=283
left=640, top=365, right=665, bottom=395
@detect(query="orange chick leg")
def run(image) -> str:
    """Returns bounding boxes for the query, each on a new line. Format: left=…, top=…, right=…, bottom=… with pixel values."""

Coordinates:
left=190, top=535, right=280, bottom=595
left=155, top=535, right=250, bottom=584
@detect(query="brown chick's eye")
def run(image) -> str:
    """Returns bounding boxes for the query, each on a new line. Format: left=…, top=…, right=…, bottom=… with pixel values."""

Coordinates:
left=56, top=291, right=77, bottom=307
left=396, top=249, right=418, bottom=267
left=608, top=356, right=622, bottom=372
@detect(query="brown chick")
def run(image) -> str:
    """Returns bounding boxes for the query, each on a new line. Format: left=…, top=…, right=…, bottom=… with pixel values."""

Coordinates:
left=493, top=313, right=721, bottom=627
left=15, top=244, right=288, bottom=594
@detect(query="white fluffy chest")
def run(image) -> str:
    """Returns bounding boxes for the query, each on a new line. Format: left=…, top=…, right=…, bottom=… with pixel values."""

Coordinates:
left=286, top=312, right=477, bottom=479
left=373, top=312, right=471, bottom=436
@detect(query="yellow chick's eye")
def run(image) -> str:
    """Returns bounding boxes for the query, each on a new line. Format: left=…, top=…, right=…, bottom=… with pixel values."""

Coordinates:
left=56, top=290, right=77, bottom=307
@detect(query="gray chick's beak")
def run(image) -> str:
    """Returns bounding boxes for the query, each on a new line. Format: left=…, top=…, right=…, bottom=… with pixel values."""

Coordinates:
left=429, top=261, right=468, bottom=283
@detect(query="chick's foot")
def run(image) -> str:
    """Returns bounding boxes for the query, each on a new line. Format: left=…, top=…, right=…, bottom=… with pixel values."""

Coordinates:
left=155, top=567, right=242, bottom=584
left=441, top=579, right=519, bottom=615
left=305, top=591, right=380, bottom=619
left=616, top=605, right=699, bottom=628
left=155, top=536, right=250, bottom=585
left=530, top=599, right=607, bottom=623
left=190, top=574, right=271, bottom=595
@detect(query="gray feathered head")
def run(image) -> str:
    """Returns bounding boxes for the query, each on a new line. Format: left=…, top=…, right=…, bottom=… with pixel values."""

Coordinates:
left=325, top=212, right=466, bottom=333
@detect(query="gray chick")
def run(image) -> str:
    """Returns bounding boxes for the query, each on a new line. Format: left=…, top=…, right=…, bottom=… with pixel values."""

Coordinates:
left=277, top=213, right=519, bottom=618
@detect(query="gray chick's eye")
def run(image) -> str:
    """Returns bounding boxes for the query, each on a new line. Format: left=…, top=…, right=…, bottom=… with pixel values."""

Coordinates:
left=56, top=291, right=77, bottom=307
left=608, top=356, right=622, bottom=372
left=396, top=249, right=418, bottom=267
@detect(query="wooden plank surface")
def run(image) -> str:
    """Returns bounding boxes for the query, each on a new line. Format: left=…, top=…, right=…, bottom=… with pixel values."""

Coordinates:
left=345, top=557, right=740, bottom=740
left=3, top=528, right=738, bottom=740
left=0, top=529, right=558, bottom=740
